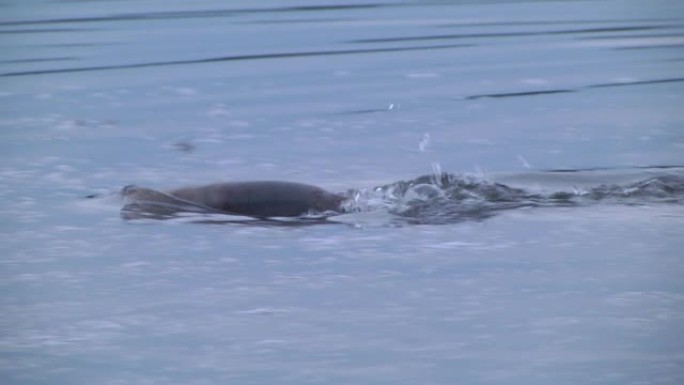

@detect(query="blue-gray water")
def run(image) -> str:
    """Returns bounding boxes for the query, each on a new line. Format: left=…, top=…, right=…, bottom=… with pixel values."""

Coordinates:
left=2, top=0, right=684, bottom=384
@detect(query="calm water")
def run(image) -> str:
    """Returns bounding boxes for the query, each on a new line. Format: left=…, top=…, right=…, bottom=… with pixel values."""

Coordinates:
left=2, top=0, right=684, bottom=384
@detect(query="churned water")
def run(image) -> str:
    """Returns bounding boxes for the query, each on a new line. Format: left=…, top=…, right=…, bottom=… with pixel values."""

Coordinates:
left=1, top=0, right=683, bottom=384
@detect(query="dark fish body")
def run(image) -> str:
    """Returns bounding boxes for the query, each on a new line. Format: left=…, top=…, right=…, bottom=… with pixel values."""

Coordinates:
left=167, top=181, right=345, bottom=218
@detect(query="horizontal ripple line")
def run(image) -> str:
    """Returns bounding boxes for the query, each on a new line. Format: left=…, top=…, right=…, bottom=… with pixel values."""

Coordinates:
left=0, top=4, right=390, bottom=27
left=587, top=77, right=684, bottom=88
left=351, top=25, right=668, bottom=44
left=0, top=43, right=473, bottom=77
left=543, top=165, right=684, bottom=173
left=466, top=89, right=575, bottom=100
left=465, top=77, right=684, bottom=100
left=0, top=28, right=97, bottom=34
left=0, top=57, right=77, bottom=64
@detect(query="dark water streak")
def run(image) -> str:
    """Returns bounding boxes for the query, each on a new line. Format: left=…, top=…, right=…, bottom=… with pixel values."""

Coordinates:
left=466, top=77, right=684, bottom=99
left=0, top=28, right=98, bottom=34
left=0, top=57, right=77, bottom=64
left=0, top=43, right=473, bottom=77
left=0, top=3, right=392, bottom=27
left=350, top=25, right=674, bottom=43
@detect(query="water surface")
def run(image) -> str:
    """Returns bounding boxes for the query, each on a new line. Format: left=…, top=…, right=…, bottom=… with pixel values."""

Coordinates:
left=1, top=1, right=683, bottom=384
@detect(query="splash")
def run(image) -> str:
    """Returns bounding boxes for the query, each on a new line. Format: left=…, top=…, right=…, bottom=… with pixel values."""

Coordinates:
left=342, top=172, right=684, bottom=225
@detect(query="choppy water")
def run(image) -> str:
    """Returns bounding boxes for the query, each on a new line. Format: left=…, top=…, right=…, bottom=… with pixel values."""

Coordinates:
left=2, top=0, right=684, bottom=384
